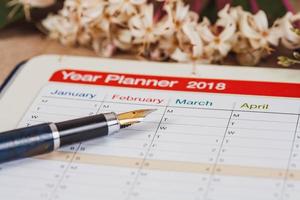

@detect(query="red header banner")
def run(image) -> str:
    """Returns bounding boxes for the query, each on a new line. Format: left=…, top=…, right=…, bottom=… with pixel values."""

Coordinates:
left=49, top=69, right=300, bottom=98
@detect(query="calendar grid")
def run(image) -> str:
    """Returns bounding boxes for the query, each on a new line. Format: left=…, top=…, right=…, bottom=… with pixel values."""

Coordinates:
left=2, top=83, right=300, bottom=200
left=280, top=114, right=300, bottom=200
left=203, top=106, right=235, bottom=200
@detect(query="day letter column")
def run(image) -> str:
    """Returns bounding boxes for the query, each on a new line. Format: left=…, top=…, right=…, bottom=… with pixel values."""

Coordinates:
left=206, top=99, right=299, bottom=200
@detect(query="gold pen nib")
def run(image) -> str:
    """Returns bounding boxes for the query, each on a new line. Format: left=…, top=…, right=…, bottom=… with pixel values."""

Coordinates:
left=117, top=109, right=157, bottom=128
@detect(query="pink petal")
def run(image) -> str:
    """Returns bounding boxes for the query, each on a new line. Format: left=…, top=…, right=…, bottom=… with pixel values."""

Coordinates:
left=281, top=0, right=295, bottom=14
left=216, top=0, right=232, bottom=11
left=249, top=0, right=260, bottom=13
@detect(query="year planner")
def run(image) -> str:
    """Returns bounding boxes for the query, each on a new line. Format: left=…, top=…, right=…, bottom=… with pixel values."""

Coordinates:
left=0, top=55, right=300, bottom=200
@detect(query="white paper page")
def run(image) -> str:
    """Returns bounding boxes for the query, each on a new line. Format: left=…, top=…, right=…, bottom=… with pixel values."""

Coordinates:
left=0, top=55, right=300, bottom=200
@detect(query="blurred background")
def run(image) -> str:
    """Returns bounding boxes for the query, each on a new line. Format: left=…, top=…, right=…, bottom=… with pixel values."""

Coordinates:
left=0, top=0, right=300, bottom=84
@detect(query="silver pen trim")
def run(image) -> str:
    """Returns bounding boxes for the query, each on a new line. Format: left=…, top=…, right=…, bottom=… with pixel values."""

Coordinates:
left=103, top=113, right=120, bottom=135
left=49, top=123, right=60, bottom=150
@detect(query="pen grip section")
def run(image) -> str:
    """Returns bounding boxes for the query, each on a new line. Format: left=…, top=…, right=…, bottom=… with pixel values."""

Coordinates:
left=55, top=114, right=108, bottom=146
left=0, top=124, right=54, bottom=163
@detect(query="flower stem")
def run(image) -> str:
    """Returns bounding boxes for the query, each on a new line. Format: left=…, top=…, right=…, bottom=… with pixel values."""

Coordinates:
left=278, top=56, right=300, bottom=67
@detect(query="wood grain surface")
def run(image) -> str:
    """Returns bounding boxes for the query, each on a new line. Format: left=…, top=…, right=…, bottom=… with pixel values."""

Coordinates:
left=0, top=24, right=96, bottom=85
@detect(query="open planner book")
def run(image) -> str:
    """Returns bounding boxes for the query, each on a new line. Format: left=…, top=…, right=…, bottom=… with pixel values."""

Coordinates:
left=0, top=55, right=300, bottom=200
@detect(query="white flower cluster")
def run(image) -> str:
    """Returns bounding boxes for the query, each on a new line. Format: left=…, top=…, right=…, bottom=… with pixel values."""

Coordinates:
left=42, top=0, right=300, bottom=65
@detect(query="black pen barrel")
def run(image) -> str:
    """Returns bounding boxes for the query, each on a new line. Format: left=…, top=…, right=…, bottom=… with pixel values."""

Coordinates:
left=0, top=123, right=54, bottom=163
left=0, top=113, right=120, bottom=164
left=56, top=114, right=110, bottom=146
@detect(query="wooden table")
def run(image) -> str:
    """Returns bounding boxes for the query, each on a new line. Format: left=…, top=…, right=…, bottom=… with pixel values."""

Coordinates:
left=0, top=23, right=299, bottom=86
left=0, top=24, right=97, bottom=85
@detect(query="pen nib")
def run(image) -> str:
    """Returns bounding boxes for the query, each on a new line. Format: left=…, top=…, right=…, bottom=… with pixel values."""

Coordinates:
left=117, top=109, right=157, bottom=128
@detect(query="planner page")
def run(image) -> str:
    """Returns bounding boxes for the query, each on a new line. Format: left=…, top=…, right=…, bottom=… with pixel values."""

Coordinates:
left=0, top=55, right=300, bottom=200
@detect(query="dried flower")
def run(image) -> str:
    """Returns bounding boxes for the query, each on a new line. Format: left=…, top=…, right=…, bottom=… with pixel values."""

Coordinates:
left=41, top=1, right=300, bottom=66
left=230, top=7, right=282, bottom=65
left=239, top=10, right=280, bottom=50
left=278, top=28, right=300, bottom=67
left=275, top=12, right=300, bottom=49
left=164, top=1, right=198, bottom=45
left=128, top=4, right=171, bottom=54
left=197, top=5, right=236, bottom=62
left=108, top=0, right=146, bottom=17
left=171, top=22, right=205, bottom=63
left=42, top=14, right=79, bottom=46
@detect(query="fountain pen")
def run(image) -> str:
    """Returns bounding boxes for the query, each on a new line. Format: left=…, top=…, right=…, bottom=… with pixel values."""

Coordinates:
left=0, top=109, right=156, bottom=164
